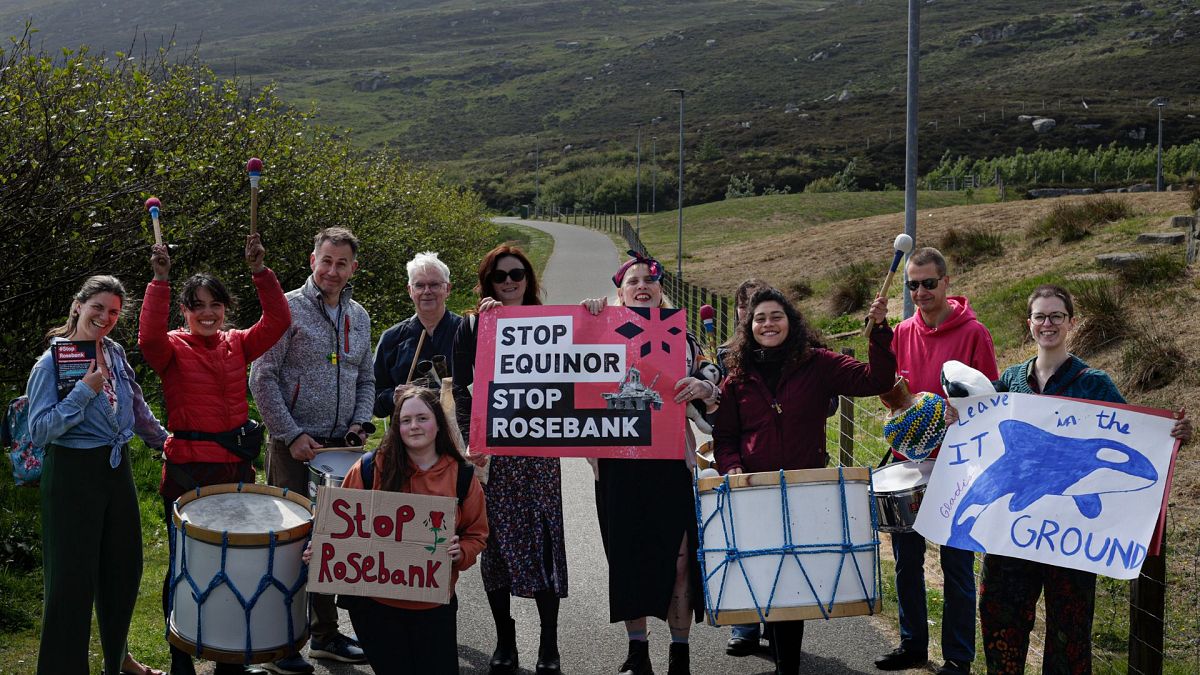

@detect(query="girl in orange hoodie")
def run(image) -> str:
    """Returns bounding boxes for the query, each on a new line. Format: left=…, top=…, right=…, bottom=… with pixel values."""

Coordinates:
left=323, top=385, right=488, bottom=673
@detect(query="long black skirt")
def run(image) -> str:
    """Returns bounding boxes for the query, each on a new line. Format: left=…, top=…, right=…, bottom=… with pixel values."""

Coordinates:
left=595, top=457, right=704, bottom=623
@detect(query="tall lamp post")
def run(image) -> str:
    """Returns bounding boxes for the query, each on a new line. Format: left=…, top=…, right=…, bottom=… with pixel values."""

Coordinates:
left=633, top=122, right=644, bottom=236
left=1150, top=97, right=1167, bottom=192
left=534, top=135, right=541, bottom=215
left=902, top=0, right=920, bottom=319
left=651, top=136, right=657, bottom=214
left=666, top=88, right=686, bottom=283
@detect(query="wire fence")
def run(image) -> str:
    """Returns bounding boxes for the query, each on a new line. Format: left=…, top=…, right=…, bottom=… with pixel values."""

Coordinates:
left=529, top=206, right=1200, bottom=673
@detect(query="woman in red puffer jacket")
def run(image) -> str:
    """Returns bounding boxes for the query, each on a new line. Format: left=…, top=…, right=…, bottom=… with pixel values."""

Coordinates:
left=138, top=233, right=290, bottom=675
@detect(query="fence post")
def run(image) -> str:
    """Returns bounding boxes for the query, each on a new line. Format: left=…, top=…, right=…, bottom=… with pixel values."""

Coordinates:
left=719, top=296, right=731, bottom=344
left=1128, top=541, right=1166, bottom=674
left=838, top=347, right=856, bottom=467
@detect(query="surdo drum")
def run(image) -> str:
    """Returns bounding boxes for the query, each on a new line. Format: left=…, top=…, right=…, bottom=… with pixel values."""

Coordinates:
left=871, top=460, right=935, bottom=533
left=695, top=467, right=881, bottom=625
left=307, top=450, right=364, bottom=501
left=168, top=483, right=313, bottom=664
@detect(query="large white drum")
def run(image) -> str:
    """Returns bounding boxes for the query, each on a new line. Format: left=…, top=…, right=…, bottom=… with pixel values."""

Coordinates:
left=168, top=483, right=313, bottom=664
left=306, top=449, right=364, bottom=501
left=696, top=467, right=881, bottom=625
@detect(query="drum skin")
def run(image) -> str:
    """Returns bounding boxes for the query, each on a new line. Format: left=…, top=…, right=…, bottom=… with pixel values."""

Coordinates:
left=168, top=483, right=313, bottom=664
left=306, top=450, right=364, bottom=500
left=695, top=467, right=880, bottom=625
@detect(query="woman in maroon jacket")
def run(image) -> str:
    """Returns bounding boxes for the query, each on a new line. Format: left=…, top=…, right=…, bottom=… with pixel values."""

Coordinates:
left=711, top=287, right=895, bottom=675
left=139, top=234, right=291, bottom=675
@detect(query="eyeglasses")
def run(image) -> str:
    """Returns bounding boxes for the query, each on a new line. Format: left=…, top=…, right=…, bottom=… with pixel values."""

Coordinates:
left=411, top=281, right=445, bottom=292
left=1030, top=312, right=1069, bottom=325
left=905, top=277, right=942, bottom=292
left=489, top=268, right=527, bottom=284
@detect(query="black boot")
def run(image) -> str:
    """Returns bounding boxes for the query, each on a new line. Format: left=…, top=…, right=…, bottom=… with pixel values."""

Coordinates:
left=489, top=617, right=519, bottom=675
left=768, top=621, right=804, bottom=675
left=618, top=640, right=653, bottom=675
left=535, top=623, right=561, bottom=674
left=667, top=642, right=690, bottom=675
left=169, top=646, right=196, bottom=675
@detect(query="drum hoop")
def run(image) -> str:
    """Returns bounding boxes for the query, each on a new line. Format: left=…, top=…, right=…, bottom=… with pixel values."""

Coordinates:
left=696, top=466, right=870, bottom=494
left=167, top=625, right=309, bottom=665
left=171, top=483, right=313, bottom=546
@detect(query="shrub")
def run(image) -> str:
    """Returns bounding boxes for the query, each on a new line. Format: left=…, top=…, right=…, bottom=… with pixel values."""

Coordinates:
left=1114, top=251, right=1187, bottom=286
left=1120, top=327, right=1186, bottom=392
left=827, top=261, right=879, bottom=315
left=1069, top=279, right=1130, bottom=355
left=725, top=173, right=755, bottom=199
left=1027, top=196, right=1133, bottom=243
left=1189, top=183, right=1200, bottom=212
left=940, top=226, right=1005, bottom=268
left=786, top=279, right=814, bottom=303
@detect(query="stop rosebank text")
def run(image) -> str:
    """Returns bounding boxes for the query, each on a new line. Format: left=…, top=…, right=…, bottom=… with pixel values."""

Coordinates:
left=316, top=497, right=442, bottom=588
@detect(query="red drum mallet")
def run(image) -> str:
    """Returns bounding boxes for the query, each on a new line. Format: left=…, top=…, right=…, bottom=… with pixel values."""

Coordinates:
left=145, top=197, right=163, bottom=245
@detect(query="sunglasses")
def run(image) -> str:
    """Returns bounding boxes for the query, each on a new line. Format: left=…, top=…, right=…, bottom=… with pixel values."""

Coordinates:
left=905, top=277, right=942, bottom=291
left=489, top=268, right=527, bottom=284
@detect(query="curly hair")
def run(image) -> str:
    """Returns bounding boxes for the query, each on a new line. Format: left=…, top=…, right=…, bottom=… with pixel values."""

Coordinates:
left=724, top=287, right=822, bottom=377
left=376, top=386, right=466, bottom=492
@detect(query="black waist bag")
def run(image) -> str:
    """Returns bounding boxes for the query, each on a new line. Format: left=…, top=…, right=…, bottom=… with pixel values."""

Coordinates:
left=173, top=419, right=265, bottom=462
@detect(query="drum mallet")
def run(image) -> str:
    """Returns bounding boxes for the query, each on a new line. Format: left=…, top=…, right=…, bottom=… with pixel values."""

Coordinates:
left=699, top=303, right=718, bottom=358
left=246, top=157, right=263, bottom=234
left=861, top=233, right=915, bottom=337
left=145, top=197, right=163, bottom=245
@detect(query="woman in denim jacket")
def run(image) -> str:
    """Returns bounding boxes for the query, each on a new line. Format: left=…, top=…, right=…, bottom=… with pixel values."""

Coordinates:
left=26, top=275, right=168, bottom=675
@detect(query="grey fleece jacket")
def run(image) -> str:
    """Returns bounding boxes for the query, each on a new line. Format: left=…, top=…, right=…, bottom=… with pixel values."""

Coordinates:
left=250, top=276, right=375, bottom=446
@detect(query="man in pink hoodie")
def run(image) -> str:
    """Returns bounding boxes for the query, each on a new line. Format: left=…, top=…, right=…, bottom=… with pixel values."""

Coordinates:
left=876, top=247, right=998, bottom=675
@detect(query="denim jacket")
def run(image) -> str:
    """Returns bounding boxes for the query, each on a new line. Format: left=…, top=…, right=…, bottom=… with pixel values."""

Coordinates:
left=27, top=337, right=168, bottom=468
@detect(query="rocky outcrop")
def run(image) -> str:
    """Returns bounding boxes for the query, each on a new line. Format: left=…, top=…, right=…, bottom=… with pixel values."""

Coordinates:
left=1032, top=117, right=1057, bottom=133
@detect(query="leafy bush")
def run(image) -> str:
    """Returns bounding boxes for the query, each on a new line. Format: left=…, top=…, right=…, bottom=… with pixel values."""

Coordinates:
left=1114, top=251, right=1187, bottom=286
left=1121, top=327, right=1186, bottom=392
left=725, top=173, right=755, bottom=199
left=940, top=226, right=1005, bottom=268
left=1069, top=279, right=1130, bottom=356
left=805, top=160, right=858, bottom=194
left=1189, top=183, right=1200, bottom=212
left=1027, top=196, right=1133, bottom=243
left=0, top=31, right=491, bottom=385
left=924, top=141, right=1200, bottom=187
left=827, top=261, right=879, bottom=315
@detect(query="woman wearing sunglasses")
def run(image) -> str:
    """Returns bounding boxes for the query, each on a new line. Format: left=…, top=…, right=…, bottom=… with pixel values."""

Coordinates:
left=453, top=244, right=567, bottom=675
left=970, top=284, right=1191, bottom=675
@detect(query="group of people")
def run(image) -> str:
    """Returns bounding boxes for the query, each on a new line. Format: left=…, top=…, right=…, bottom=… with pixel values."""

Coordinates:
left=25, top=227, right=1192, bottom=675
left=709, top=248, right=1192, bottom=675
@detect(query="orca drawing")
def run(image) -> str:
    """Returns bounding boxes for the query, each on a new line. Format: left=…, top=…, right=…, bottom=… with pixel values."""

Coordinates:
left=947, top=419, right=1158, bottom=551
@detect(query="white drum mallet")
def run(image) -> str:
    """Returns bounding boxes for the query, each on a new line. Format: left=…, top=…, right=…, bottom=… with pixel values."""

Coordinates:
left=861, top=233, right=915, bottom=337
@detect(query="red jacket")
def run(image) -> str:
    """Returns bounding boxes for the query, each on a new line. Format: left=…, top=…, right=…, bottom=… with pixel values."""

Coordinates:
left=139, top=269, right=291, bottom=464
left=713, top=327, right=896, bottom=474
left=890, top=295, right=998, bottom=459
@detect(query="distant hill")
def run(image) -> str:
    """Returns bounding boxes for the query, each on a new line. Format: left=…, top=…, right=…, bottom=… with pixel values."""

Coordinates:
left=5, top=0, right=1199, bottom=203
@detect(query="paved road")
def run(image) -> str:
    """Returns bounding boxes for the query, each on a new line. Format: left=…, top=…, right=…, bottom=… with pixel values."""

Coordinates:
left=213, top=218, right=905, bottom=674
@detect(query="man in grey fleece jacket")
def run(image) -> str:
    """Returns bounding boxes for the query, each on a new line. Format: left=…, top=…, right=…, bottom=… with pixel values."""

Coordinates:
left=250, top=227, right=373, bottom=673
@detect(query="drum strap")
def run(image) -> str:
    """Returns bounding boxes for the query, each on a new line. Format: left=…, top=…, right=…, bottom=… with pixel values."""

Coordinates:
left=359, top=452, right=474, bottom=505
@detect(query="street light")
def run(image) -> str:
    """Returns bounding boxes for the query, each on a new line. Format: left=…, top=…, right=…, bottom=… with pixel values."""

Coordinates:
left=651, top=136, right=657, bottom=214
left=1150, top=97, right=1168, bottom=192
left=666, top=88, right=685, bottom=283
left=534, top=135, right=541, bottom=214
left=902, top=0, right=920, bottom=319
left=633, top=122, right=644, bottom=236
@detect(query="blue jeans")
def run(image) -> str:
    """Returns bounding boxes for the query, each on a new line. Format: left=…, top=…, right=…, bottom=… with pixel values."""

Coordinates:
left=731, top=623, right=760, bottom=641
left=891, top=530, right=976, bottom=663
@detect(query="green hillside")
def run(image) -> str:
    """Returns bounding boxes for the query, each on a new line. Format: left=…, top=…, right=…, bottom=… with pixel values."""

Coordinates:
left=4, top=0, right=1199, bottom=204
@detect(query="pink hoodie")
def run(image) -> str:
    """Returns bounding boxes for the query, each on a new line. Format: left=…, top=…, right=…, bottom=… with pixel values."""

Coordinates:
left=892, top=296, right=999, bottom=400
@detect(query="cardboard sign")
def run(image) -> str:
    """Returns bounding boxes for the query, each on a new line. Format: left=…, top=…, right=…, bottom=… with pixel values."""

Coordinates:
left=469, top=305, right=688, bottom=459
left=913, top=392, right=1179, bottom=580
left=308, top=486, right=456, bottom=604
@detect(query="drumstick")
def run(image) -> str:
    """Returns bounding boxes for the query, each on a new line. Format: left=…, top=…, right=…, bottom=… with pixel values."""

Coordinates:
left=144, top=197, right=163, bottom=245
left=861, top=233, right=915, bottom=337
left=404, top=329, right=428, bottom=384
left=246, top=157, right=263, bottom=234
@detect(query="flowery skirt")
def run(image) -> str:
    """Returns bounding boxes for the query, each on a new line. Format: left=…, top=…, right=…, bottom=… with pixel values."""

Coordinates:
left=480, top=455, right=569, bottom=598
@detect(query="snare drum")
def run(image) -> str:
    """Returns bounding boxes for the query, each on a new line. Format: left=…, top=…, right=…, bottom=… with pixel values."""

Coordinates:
left=696, top=467, right=881, bottom=625
left=307, top=450, right=364, bottom=500
left=871, top=460, right=935, bottom=533
left=168, top=483, right=312, bottom=664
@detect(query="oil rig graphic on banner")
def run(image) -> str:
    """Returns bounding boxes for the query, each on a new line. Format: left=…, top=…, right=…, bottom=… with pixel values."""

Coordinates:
left=603, top=366, right=663, bottom=411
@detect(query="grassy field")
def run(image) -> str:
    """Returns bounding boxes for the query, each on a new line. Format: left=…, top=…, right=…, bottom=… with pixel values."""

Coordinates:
left=0, top=222, right=554, bottom=673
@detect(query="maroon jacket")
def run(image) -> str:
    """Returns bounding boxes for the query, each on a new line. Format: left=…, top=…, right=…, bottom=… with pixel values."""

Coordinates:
left=713, top=327, right=896, bottom=474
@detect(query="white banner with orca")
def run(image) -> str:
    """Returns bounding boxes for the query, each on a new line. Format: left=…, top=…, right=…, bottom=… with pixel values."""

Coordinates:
left=913, top=392, right=1178, bottom=580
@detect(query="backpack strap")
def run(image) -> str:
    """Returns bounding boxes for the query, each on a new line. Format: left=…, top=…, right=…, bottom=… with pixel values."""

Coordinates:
left=360, top=451, right=376, bottom=489
left=456, top=460, right=474, bottom=506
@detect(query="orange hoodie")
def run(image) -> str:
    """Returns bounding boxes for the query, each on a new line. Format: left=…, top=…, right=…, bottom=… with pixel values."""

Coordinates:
left=341, top=452, right=488, bottom=610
